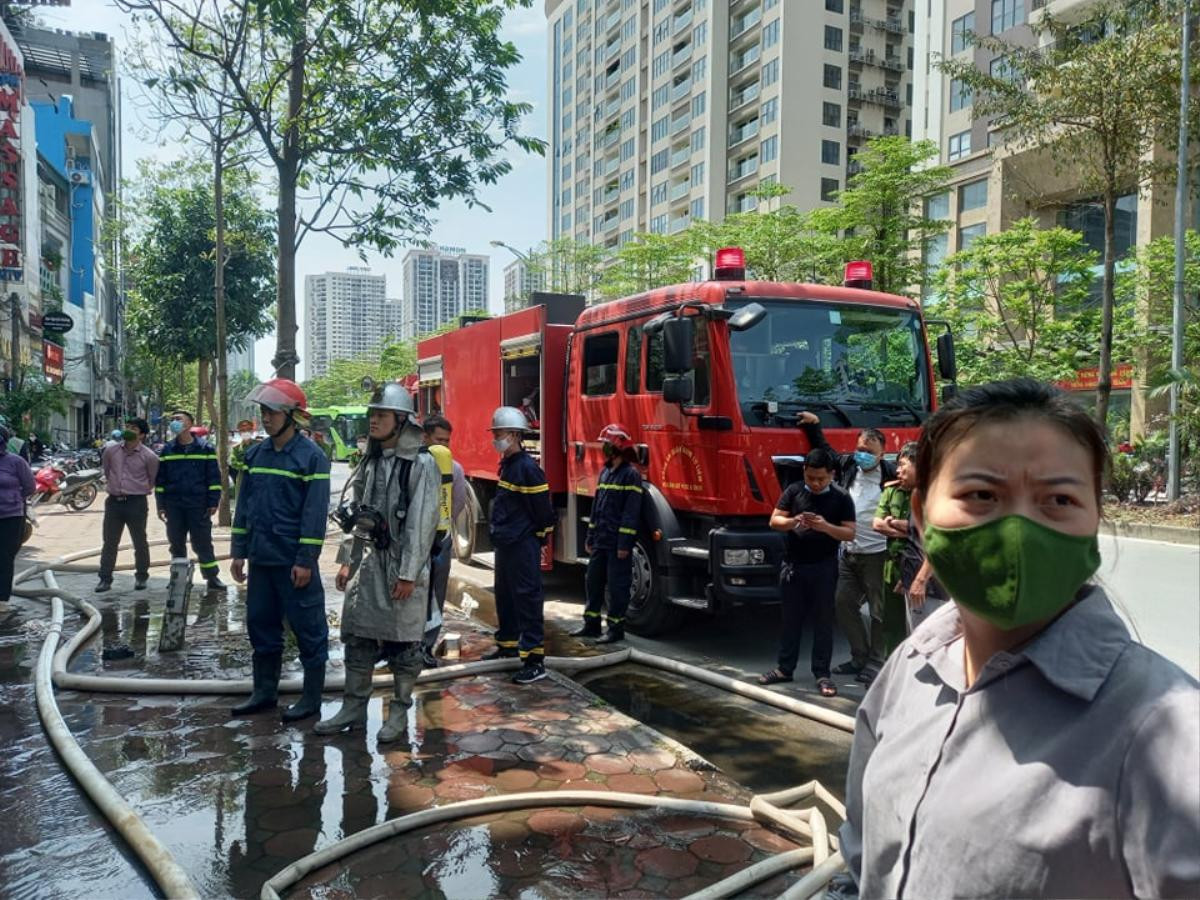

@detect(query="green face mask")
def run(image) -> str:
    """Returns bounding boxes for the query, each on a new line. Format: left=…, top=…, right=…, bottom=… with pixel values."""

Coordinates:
left=924, top=514, right=1100, bottom=630
left=121, top=429, right=138, bottom=442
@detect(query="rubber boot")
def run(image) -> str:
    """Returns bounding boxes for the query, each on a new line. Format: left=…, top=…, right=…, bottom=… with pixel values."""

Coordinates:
left=281, top=664, right=326, bottom=723
left=570, top=617, right=603, bottom=638
left=377, top=651, right=420, bottom=744
left=313, top=658, right=373, bottom=735
left=595, top=623, right=625, bottom=645
left=231, top=652, right=281, bottom=716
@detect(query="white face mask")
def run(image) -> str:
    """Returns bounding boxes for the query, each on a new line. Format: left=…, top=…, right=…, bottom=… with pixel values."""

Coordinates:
left=492, top=436, right=511, bottom=454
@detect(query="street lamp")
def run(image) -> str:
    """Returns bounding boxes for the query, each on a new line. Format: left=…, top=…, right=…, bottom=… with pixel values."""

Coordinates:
left=490, top=241, right=537, bottom=312
left=489, top=239, right=530, bottom=263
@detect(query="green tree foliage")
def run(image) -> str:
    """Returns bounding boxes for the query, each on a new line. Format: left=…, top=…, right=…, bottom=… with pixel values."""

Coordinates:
left=527, top=237, right=608, bottom=298
left=119, top=0, right=544, bottom=379
left=302, top=339, right=416, bottom=408
left=937, top=0, right=1189, bottom=426
left=596, top=232, right=695, bottom=300
left=933, top=219, right=1113, bottom=383
left=123, top=158, right=275, bottom=363
left=0, top=367, right=71, bottom=436
left=811, top=137, right=952, bottom=296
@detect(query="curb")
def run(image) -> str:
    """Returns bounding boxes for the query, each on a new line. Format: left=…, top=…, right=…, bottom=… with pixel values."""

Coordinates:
left=1102, top=521, right=1199, bottom=547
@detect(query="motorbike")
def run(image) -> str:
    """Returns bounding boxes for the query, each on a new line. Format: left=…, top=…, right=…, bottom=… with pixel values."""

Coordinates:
left=31, top=458, right=103, bottom=511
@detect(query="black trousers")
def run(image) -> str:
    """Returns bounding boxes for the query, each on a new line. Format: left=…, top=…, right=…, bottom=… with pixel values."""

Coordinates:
left=164, top=504, right=220, bottom=579
left=494, top=536, right=545, bottom=662
left=776, top=556, right=839, bottom=680
left=0, top=515, right=24, bottom=602
left=584, top=547, right=633, bottom=625
left=99, top=495, right=151, bottom=581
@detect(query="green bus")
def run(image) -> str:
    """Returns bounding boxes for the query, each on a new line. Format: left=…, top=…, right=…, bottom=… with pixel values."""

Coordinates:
left=308, top=406, right=368, bottom=461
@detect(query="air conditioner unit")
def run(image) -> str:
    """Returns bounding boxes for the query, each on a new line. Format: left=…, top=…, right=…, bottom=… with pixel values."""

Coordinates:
left=69, top=170, right=90, bottom=186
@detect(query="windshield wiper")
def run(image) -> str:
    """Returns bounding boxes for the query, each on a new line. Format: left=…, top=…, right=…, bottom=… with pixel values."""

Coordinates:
left=857, top=401, right=924, bottom=425
left=776, top=399, right=855, bottom=428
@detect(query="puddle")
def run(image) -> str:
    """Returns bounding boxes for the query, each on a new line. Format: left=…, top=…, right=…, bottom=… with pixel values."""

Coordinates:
left=577, top=665, right=852, bottom=798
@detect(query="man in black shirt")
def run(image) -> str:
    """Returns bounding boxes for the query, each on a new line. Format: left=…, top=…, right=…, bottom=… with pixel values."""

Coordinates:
left=759, top=448, right=857, bottom=698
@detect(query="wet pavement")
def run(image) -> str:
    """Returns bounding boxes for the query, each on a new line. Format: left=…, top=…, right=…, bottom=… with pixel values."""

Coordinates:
left=0, top=505, right=848, bottom=898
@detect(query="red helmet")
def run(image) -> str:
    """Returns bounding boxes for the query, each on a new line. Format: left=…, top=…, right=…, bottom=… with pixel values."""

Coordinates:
left=597, top=423, right=633, bottom=451
left=245, top=378, right=308, bottom=416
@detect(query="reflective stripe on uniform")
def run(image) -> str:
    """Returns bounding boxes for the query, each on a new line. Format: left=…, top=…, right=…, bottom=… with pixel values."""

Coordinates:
left=584, top=610, right=601, bottom=618
left=159, top=454, right=218, bottom=461
left=596, top=483, right=643, bottom=493
left=199, top=560, right=220, bottom=570
left=498, top=479, right=549, bottom=494
left=208, top=484, right=223, bottom=491
left=619, top=527, right=637, bottom=536
left=497, top=640, right=519, bottom=648
left=298, top=537, right=324, bottom=546
left=248, top=466, right=330, bottom=482
left=230, top=526, right=248, bottom=534
left=519, top=647, right=545, bottom=657
left=154, top=486, right=165, bottom=493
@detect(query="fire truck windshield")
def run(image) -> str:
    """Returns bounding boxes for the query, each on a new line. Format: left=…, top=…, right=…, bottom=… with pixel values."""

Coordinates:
left=727, top=299, right=931, bottom=428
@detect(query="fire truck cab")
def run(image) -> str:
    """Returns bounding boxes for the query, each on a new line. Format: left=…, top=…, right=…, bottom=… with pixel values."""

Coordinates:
left=418, top=255, right=955, bottom=636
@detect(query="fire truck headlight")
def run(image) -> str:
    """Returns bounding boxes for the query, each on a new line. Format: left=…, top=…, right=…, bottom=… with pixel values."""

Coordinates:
left=723, top=548, right=766, bottom=566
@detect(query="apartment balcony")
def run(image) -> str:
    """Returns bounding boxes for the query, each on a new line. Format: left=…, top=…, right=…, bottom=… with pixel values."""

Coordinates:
left=848, top=159, right=864, bottom=175
left=672, top=43, right=693, bottom=69
left=603, top=155, right=621, bottom=175
left=603, top=38, right=622, bottom=61
left=672, top=8, right=693, bottom=35
left=602, top=213, right=620, bottom=233
left=670, top=144, right=691, bottom=169
left=671, top=114, right=690, bottom=135
left=729, top=81, right=760, bottom=113
left=847, top=122, right=875, bottom=139
left=848, top=84, right=866, bottom=101
left=729, top=194, right=758, bottom=213
left=865, top=87, right=901, bottom=109
left=669, top=179, right=691, bottom=201
left=881, top=54, right=904, bottom=72
left=848, top=47, right=873, bottom=65
left=669, top=214, right=690, bottom=233
left=604, top=68, right=621, bottom=90
left=849, top=7, right=864, bottom=28
left=728, top=118, right=759, bottom=148
left=729, top=44, right=761, bottom=76
left=602, top=8, right=621, bottom=33
left=602, top=185, right=621, bottom=205
left=882, top=124, right=900, bottom=136
left=597, top=127, right=620, bottom=149
left=728, top=156, right=759, bottom=184
left=671, top=76, right=693, bottom=102
left=731, top=6, right=763, bottom=41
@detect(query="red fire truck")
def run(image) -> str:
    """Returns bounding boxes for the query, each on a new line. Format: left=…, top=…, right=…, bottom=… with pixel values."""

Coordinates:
left=417, top=249, right=957, bottom=635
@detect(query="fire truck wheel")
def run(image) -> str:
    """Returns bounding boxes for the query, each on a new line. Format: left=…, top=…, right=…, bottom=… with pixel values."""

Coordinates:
left=624, top=538, right=683, bottom=637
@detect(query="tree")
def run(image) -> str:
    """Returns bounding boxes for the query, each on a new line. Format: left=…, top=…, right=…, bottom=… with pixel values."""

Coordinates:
left=933, top=218, right=1112, bottom=384
left=938, top=0, right=1189, bottom=426
left=527, top=237, right=610, bottom=299
left=302, top=339, right=416, bottom=408
left=812, top=136, right=952, bottom=296
left=0, top=367, right=71, bottom=436
left=118, top=0, right=544, bottom=379
left=596, top=232, right=695, bottom=301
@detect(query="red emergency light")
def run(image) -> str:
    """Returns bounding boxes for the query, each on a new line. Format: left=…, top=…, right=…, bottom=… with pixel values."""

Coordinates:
left=844, top=260, right=873, bottom=289
left=714, top=246, right=746, bottom=281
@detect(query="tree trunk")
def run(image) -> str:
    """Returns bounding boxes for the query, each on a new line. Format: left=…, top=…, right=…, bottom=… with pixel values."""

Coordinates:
left=271, top=25, right=307, bottom=381
left=214, top=144, right=233, bottom=527
left=1095, top=189, right=1117, bottom=430
left=197, top=357, right=207, bottom=423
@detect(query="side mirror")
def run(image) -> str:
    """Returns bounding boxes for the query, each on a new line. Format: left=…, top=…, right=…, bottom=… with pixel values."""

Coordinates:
left=727, top=302, right=766, bottom=332
left=936, top=332, right=957, bottom=382
left=662, top=316, right=694, bottom=373
left=663, top=374, right=694, bottom=404
left=360, top=376, right=377, bottom=393
left=642, top=312, right=671, bottom=336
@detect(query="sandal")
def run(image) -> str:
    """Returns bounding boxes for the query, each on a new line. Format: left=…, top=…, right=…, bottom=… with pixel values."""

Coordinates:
left=757, top=668, right=794, bottom=686
left=817, top=678, right=838, bottom=698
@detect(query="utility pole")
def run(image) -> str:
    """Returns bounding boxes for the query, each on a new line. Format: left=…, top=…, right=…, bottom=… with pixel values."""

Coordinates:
left=8, top=292, right=19, bottom=394
left=1168, top=0, right=1192, bottom=502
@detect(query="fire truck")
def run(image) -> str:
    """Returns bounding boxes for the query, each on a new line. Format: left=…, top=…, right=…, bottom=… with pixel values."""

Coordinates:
left=417, top=249, right=957, bottom=635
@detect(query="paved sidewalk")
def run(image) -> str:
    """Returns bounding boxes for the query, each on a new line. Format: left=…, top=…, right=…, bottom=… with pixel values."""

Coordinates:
left=0, top=502, right=827, bottom=898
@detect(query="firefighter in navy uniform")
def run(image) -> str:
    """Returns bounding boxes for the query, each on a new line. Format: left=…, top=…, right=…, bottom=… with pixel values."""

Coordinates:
left=484, top=406, right=556, bottom=685
left=573, top=424, right=642, bottom=644
left=229, top=379, right=332, bottom=722
left=155, top=409, right=225, bottom=589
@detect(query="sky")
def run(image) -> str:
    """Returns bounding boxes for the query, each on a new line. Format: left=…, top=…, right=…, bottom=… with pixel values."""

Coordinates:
left=37, top=0, right=550, bottom=380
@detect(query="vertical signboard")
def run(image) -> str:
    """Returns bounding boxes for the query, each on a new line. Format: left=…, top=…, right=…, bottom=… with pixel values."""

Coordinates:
left=0, top=32, right=22, bottom=284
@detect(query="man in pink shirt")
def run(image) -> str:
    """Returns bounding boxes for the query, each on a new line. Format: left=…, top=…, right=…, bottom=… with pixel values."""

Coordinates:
left=97, top=417, right=159, bottom=592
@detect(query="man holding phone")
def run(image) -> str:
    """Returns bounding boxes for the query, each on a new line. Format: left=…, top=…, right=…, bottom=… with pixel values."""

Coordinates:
left=758, top=448, right=856, bottom=698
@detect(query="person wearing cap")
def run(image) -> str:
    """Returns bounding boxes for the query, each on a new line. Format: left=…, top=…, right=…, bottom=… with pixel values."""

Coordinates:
left=485, top=406, right=556, bottom=685
left=574, top=424, right=642, bottom=645
left=315, top=382, right=440, bottom=741
left=229, top=420, right=260, bottom=501
left=155, top=409, right=225, bottom=591
left=230, top=379, right=332, bottom=722
left=96, top=418, right=159, bottom=593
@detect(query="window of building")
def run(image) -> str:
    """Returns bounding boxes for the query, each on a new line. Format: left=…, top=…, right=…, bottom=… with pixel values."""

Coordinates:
left=826, top=0, right=843, bottom=11
left=823, top=63, right=841, bottom=89
left=821, top=177, right=840, bottom=201
left=650, top=213, right=668, bottom=233
left=763, top=58, right=780, bottom=86
left=691, top=161, right=705, bottom=185
left=623, top=16, right=637, bottom=39
left=948, top=129, right=971, bottom=160
left=561, top=212, right=572, bottom=232
left=823, top=101, right=841, bottom=127
left=692, top=91, right=706, bottom=118
left=693, top=21, right=708, bottom=45
left=990, top=54, right=1017, bottom=83
left=958, top=222, right=986, bottom=249
left=824, top=25, right=843, bottom=51
left=620, top=198, right=635, bottom=220
left=959, top=179, right=988, bottom=212
left=951, top=12, right=974, bottom=53
left=991, top=0, right=1024, bottom=34
left=621, top=138, right=635, bottom=161
left=949, top=77, right=972, bottom=112
left=621, top=77, right=637, bottom=101
left=925, top=191, right=950, bottom=219
left=622, top=47, right=636, bottom=68
left=653, top=49, right=671, bottom=77
left=763, top=19, right=780, bottom=48
left=652, top=115, right=670, bottom=141
left=622, top=108, right=635, bottom=129
left=693, top=56, right=707, bottom=81
left=651, top=149, right=669, bottom=173
left=762, top=97, right=778, bottom=124
left=583, top=331, right=620, bottom=395
left=651, top=181, right=668, bottom=204
left=761, top=135, right=778, bottom=163
left=620, top=169, right=635, bottom=191
left=821, top=139, right=840, bottom=165
left=690, top=197, right=705, bottom=219
left=1058, top=194, right=1138, bottom=259
left=691, top=126, right=706, bottom=152
left=624, top=325, right=643, bottom=393
left=653, top=84, right=669, bottom=108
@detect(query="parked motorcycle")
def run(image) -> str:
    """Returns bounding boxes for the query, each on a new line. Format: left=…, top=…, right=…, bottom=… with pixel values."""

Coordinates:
left=31, top=459, right=103, bottom=511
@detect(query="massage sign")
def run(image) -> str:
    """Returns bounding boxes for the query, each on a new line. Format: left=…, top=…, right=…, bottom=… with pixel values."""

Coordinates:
left=0, top=37, right=22, bottom=283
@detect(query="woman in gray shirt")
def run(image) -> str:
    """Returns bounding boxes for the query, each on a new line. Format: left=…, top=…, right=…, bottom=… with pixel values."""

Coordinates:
left=840, top=379, right=1199, bottom=899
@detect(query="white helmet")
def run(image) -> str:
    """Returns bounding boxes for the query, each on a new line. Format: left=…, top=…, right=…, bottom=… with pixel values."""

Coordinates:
left=489, top=406, right=529, bottom=433
left=368, top=382, right=416, bottom=417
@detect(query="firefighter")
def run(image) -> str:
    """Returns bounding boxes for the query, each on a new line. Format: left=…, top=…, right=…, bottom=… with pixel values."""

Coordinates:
left=229, top=379, right=331, bottom=721
left=484, top=406, right=556, bottom=685
left=155, top=409, right=225, bottom=590
left=574, top=424, right=642, bottom=644
left=422, top=414, right=464, bottom=668
left=229, top=420, right=260, bottom=501
left=315, top=383, right=440, bottom=742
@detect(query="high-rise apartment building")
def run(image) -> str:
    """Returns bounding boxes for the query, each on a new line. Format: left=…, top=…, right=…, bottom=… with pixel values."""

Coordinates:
left=912, top=0, right=1195, bottom=436
left=399, top=247, right=490, bottom=339
left=503, top=258, right=548, bottom=312
left=304, top=268, right=403, bottom=378
left=546, top=0, right=914, bottom=249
